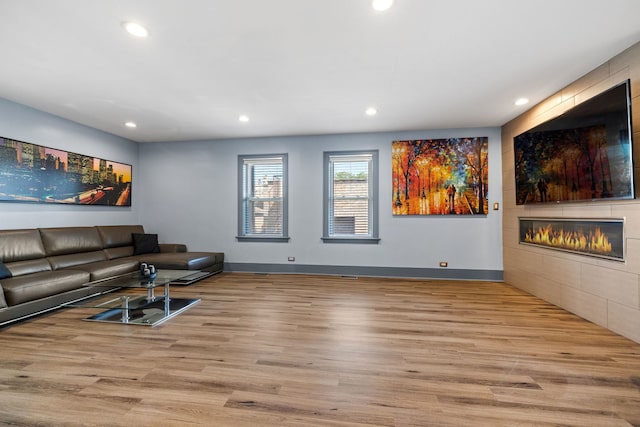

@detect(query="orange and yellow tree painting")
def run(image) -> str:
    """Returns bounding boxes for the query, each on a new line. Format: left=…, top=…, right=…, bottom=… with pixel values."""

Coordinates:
left=392, top=137, right=488, bottom=215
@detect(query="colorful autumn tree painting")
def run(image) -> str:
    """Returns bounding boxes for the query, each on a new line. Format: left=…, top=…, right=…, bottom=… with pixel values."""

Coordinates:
left=392, top=137, right=488, bottom=215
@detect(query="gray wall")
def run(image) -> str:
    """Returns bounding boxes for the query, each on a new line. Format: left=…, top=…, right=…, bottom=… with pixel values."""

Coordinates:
left=0, top=96, right=503, bottom=280
left=138, top=127, right=503, bottom=279
left=0, top=98, right=139, bottom=228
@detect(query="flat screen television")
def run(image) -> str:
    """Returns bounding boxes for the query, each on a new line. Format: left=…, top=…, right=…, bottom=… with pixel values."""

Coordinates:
left=514, top=80, right=634, bottom=205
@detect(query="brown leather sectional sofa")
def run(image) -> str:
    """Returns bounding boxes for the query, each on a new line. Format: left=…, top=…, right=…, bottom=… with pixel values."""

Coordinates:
left=0, top=225, right=224, bottom=326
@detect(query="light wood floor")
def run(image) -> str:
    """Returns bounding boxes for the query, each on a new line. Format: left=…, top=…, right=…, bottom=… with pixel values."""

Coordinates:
left=1, top=273, right=640, bottom=426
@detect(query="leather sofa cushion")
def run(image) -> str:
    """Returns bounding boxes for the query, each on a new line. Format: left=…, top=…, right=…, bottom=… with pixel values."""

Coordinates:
left=1, top=270, right=90, bottom=306
left=158, top=243, right=187, bottom=253
left=0, top=287, right=7, bottom=308
left=134, top=252, right=220, bottom=271
left=105, top=242, right=186, bottom=260
left=104, top=246, right=134, bottom=260
left=40, top=227, right=103, bottom=256
left=4, top=259, right=51, bottom=277
left=97, top=225, right=145, bottom=248
left=0, top=229, right=46, bottom=262
left=71, top=258, right=140, bottom=281
left=48, top=251, right=107, bottom=271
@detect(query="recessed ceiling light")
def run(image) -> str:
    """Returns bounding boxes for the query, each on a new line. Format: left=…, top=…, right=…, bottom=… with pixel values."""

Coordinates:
left=515, top=98, right=529, bottom=106
left=124, top=121, right=137, bottom=128
left=238, top=115, right=250, bottom=123
left=365, top=107, right=378, bottom=116
left=122, top=21, right=149, bottom=38
left=372, top=0, right=394, bottom=11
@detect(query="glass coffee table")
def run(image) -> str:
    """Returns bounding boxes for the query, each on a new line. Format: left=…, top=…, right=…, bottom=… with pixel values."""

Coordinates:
left=64, top=270, right=202, bottom=326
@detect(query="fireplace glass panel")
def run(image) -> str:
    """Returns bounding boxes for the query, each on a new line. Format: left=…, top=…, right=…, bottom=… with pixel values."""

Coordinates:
left=519, top=217, right=624, bottom=261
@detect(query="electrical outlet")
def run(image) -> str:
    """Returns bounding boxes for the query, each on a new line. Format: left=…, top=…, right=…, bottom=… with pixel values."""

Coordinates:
left=439, top=261, right=448, bottom=267
left=288, top=256, right=295, bottom=262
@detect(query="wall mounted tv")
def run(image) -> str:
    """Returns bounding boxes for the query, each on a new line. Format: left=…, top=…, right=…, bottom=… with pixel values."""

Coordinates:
left=514, top=80, right=634, bottom=205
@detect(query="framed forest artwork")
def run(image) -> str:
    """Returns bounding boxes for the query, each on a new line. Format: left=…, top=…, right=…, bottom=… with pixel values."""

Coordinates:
left=392, top=137, right=488, bottom=215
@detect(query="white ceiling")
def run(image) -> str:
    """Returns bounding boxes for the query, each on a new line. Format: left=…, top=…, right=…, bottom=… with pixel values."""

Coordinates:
left=0, top=0, right=639, bottom=143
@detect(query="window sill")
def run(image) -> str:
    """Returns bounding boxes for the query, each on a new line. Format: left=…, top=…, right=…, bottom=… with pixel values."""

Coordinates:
left=321, top=236, right=380, bottom=244
left=236, top=236, right=290, bottom=243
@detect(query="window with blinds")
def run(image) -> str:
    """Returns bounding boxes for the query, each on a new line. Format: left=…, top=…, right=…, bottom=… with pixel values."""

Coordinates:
left=323, top=151, right=379, bottom=243
left=237, top=154, right=288, bottom=241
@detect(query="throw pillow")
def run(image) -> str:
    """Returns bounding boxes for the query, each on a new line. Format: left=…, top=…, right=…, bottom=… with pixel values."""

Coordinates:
left=0, top=261, right=12, bottom=279
left=132, top=233, right=161, bottom=255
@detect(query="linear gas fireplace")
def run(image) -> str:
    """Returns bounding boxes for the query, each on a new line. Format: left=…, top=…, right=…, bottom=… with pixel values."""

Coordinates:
left=519, top=217, right=625, bottom=261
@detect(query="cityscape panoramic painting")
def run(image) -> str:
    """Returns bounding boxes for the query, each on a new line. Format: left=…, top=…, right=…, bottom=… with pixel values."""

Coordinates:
left=392, top=137, right=488, bottom=215
left=0, top=137, right=131, bottom=206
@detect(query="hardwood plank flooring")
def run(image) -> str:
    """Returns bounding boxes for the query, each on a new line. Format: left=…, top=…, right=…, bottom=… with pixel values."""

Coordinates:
left=1, top=273, right=640, bottom=426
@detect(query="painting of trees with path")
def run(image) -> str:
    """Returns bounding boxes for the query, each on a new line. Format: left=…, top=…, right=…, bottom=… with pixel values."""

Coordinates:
left=392, top=137, right=488, bottom=215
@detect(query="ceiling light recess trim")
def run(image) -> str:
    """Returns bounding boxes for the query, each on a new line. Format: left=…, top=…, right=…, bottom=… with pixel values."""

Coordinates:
left=515, top=98, right=529, bottom=106
left=124, top=121, right=137, bottom=128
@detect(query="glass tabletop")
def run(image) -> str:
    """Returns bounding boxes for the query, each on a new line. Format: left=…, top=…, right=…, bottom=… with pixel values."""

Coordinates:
left=90, top=269, right=196, bottom=289
left=62, top=269, right=195, bottom=309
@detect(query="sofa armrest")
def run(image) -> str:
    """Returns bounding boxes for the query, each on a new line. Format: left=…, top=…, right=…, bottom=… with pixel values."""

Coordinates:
left=159, top=243, right=187, bottom=253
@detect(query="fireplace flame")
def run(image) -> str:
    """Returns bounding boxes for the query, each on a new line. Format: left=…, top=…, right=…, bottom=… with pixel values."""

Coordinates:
left=525, top=225, right=612, bottom=254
